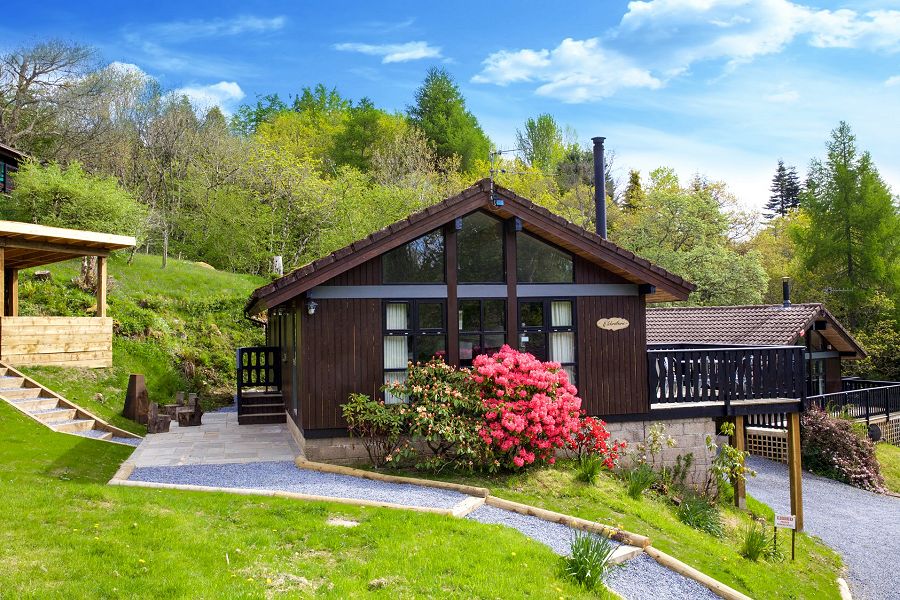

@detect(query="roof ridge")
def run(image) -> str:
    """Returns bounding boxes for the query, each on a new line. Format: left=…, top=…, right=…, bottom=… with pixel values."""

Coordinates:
left=648, top=303, right=823, bottom=312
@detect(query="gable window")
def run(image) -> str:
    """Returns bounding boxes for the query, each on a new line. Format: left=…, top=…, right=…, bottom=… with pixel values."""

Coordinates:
left=517, top=231, right=573, bottom=283
left=383, top=300, right=446, bottom=403
left=383, top=229, right=445, bottom=283
left=458, top=211, right=504, bottom=283
left=458, top=299, right=506, bottom=367
left=519, top=299, right=577, bottom=383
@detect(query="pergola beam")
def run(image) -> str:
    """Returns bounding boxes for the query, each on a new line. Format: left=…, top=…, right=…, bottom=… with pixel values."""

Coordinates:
left=0, top=238, right=110, bottom=258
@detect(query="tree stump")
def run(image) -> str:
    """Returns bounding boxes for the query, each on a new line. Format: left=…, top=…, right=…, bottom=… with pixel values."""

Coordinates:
left=123, top=374, right=150, bottom=425
left=147, top=403, right=171, bottom=434
left=33, top=270, right=52, bottom=281
left=175, top=396, right=203, bottom=427
left=175, top=391, right=186, bottom=406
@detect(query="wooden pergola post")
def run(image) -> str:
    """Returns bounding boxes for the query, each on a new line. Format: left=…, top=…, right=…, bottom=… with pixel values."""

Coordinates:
left=96, top=256, right=107, bottom=318
left=733, top=415, right=747, bottom=510
left=787, top=411, right=804, bottom=531
left=4, top=268, right=17, bottom=317
left=0, top=247, right=5, bottom=317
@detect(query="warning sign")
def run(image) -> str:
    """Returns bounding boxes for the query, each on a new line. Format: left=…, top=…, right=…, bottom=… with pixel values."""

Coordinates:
left=775, top=514, right=796, bottom=529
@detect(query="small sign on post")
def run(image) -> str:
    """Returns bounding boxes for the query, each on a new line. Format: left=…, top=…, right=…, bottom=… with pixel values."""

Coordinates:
left=775, top=513, right=797, bottom=560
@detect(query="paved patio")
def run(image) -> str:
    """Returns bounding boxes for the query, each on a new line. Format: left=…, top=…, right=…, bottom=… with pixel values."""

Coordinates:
left=127, top=411, right=299, bottom=467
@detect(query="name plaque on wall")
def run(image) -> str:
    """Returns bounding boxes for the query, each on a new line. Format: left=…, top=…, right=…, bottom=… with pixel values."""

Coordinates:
left=596, top=317, right=630, bottom=331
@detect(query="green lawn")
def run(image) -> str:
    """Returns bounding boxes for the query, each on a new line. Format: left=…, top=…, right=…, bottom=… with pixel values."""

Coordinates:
left=0, top=401, right=611, bottom=599
left=15, top=252, right=267, bottom=434
left=876, top=442, right=900, bottom=494
left=392, top=463, right=844, bottom=600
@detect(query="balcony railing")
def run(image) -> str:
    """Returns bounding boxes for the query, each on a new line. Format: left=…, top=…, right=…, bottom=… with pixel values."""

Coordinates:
left=806, top=378, right=900, bottom=425
left=648, top=345, right=807, bottom=414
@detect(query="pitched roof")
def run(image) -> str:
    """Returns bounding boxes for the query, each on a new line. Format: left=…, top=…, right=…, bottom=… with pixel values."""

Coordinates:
left=646, top=303, right=866, bottom=358
left=0, top=220, right=136, bottom=269
left=247, top=179, right=696, bottom=314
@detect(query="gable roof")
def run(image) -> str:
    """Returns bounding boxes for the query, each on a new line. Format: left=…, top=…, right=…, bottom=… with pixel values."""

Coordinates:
left=646, top=303, right=866, bottom=358
left=247, top=179, right=696, bottom=314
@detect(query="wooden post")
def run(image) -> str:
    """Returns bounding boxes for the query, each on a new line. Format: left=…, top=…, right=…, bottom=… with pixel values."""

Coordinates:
left=7, top=269, right=17, bottom=317
left=96, top=255, right=107, bottom=317
left=733, top=415, right=747, bottom=510
left=787, top=411, right=804, bottom=531
left=0, top=247, right=5, bottom=318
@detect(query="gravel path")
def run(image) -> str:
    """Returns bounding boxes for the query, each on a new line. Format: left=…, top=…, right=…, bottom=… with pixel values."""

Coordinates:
left=467, top=505, right=717, bottom=600
left=128, top=461, right=468, bottom=509
left=747, top=456, right=900, bottom=600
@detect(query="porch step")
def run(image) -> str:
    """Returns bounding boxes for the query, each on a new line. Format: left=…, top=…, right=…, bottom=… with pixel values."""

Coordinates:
left=238, top=412, right=286, bottom=425
left=239, top=391, right=283, bottom=406
left=32, top=407, right=77, bottom=423
left=53, top=419, right=97, bottom=433
left=1, top=387, right=44, bottom=400
left=0, top=376, right=26, bottom=388
left=71, top=429, right=114, bottom=441
left=14, top=397, right=61, bottom=412
left=239, top=403, right=285, bottom=415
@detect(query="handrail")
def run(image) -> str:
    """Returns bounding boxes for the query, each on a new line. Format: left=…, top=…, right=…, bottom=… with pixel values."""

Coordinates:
left=236, top=346, right=282, bottom=413
left=807, top=383, right=900, bottom=426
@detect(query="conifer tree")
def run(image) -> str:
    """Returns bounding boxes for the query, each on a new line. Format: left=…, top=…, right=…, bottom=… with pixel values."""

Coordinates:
left=764, top=159, right=802, bottom=218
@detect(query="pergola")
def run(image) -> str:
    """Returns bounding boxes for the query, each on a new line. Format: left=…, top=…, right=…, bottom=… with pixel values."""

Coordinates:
left=0, top=220, right=135, bottom=367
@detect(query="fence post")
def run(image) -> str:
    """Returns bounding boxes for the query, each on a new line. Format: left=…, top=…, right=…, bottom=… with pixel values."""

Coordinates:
left=787, top=411, right=804, bottom=532
left=733, top=415, right=747, bottom=510
left=865, top=392, right=871, bottom=427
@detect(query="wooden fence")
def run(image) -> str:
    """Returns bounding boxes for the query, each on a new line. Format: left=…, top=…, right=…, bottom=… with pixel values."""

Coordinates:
left=0, top=316, right=113, bottom=367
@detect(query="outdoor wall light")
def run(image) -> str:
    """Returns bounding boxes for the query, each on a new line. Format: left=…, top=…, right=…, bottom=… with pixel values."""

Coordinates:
left=306, top=300, right=318, bottom=315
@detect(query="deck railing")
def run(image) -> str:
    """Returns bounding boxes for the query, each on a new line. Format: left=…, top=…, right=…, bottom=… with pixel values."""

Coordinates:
left=236, top=346, right=281, bottom=411
left=648, top=345, right=806, bottom=412
left=806, top=379, right=900, bottom=425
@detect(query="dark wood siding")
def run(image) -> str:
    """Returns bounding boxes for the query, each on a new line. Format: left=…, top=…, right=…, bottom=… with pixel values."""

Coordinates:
left=824, top=356, right=842, bottom=394
left=296, top=297, right=382, bottom=430
left=324, top=256, right=381, bottom=286
left=574, top=255, right=630, bottom=284
left=576, top=295, right=648, bottom=416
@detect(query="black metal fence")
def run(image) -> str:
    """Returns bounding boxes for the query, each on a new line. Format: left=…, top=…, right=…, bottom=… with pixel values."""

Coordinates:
left=236, top=346, right=281, bottom=411
left=806, top=378, right=900, bottom=426
left=648, top=345, right=806, bottom=412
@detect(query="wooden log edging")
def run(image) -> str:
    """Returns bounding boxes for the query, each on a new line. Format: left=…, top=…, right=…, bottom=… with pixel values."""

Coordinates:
left=484, top=495, right=651, bottom=549
left=644, top=546, right=752, bottom=600
left=295, top=458, right=491, bottom=498
left=107, top=478, right=457, bottom=516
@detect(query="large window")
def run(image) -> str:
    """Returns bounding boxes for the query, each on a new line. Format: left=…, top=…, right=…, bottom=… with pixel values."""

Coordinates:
left=517, top=231, right=573, bottom=283
left=383, top=230, right=445, bottom=283
left=383, top=300, right=446, bottom=402
left=458, top=299, right=506, bottom=367
left=458, top=212, right=504, bottom=283
left=518, top=299, right=576, bottom=382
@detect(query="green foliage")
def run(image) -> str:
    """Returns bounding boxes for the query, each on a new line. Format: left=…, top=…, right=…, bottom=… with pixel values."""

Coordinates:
left=740, top=520, right=777, bottom=562
left=341, top=393, right=404, bottom=467
left=625, top=463, right=658, bottom=500
left=764, top=159, right=802, bottom=219
left=801, top=406, right=884, bottom=491
left=575, top=454, right=605, bottom=485
left=407, top=67, right=491, bottom=173
left=565, top=533, right=617, bottom=591
left=706, top=422, right=756, bottom=500
left=516, top=113, right=565, bottom=173
left=5, top=160, right=145, bottom=236
left=791, top=121, right=900, bottom=327
left=677, top=496, right=724, bottom=537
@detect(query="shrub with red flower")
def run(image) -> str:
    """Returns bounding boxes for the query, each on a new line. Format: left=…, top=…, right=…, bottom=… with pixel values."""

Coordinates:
left=472, top=345, right=584, bottom=469
left=570, top=416, right=625, bottom=468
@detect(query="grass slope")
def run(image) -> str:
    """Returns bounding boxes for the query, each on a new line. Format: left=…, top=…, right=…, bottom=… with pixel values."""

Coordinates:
left=0, top=401, right=611, bottom=599
left=876, top=443, right=900, bottom=494
left=402, top=464, right=843, bottom=599
left=15, top=253, right=266, bottom=434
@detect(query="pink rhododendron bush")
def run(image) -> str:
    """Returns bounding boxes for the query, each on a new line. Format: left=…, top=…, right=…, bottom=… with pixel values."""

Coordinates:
left=474, top=345, right=586, bottom=468
left=344, top=346, right=623, bottom=473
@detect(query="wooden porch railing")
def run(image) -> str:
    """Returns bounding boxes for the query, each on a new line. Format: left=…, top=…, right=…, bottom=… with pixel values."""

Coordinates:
left=806, top=379, right=900, bottom=426
left=236, top=346, right=281, bottom=412
left=648, top=345, right=807, bottom=413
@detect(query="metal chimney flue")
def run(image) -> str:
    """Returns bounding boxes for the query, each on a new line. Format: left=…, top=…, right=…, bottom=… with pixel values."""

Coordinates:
left=592, top=137, right=607, bottom=239
left=782, top=277, right=792, bottom=308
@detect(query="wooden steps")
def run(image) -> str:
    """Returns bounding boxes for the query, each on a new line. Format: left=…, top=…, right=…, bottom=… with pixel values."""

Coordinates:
left=237, top=391, right=286, bottom=425
left=0, top=363, right=142, bottom=446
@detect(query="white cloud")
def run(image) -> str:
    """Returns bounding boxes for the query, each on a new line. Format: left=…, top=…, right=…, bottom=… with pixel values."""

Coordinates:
left=472, top=38, right=662, bottom=103
left=333, top=41, right=441, bottom=63
left=146, top=15, right=286, bottom=42
left=765, top=90, right=800, bottom=103
left=886, top=75, right=900, bottom=87
left=175, top=81, right=245, bottom=113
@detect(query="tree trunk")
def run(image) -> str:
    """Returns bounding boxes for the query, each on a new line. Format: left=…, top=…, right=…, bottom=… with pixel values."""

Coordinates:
left=79, top=256, right=97, bottom=291
left=162, top=228, right=169, bottom=269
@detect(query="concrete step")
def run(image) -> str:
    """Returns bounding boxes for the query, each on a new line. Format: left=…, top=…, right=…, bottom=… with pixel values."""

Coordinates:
left=610, top=544, right=643, bottom=565
left=32, top=407, right=77, bottom=423
left=53, top=419, right=96, bottom=433
left=238, top=412, right=286, bottom=425
left=14, top=397, right=60, bottom=412
left=0, top=387, right=44, bottom=400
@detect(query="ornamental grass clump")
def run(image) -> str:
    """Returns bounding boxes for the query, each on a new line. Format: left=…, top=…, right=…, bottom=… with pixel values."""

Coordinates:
left=575, top=454, right=604, bottom=485
left=801, top=405, right=884, bottom=492
left=625, top=463, right=657, bottom=500
left=473, top=345, right=585, bottom=469
left=740, top=520, right=778, bottom=562
left=677, top=496, right=723, bottom=537
left=565, top=532, right=617, bottom=591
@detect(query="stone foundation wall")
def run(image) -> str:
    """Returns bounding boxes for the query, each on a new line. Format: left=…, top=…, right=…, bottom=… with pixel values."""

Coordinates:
left=604, top=417, right=717, bottom=486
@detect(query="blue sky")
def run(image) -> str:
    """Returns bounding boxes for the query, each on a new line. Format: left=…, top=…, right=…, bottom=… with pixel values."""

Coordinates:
left=8, top=0, right=900, bottom=210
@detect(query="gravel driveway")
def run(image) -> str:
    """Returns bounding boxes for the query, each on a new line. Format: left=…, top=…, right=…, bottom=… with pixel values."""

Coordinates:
left=746, top=457, right=900, bottom=600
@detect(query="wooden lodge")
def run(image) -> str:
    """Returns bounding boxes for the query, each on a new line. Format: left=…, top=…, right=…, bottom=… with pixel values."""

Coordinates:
left=0, top=221, right=134, bottom=367
left=0, top=142, right=23, bottom=195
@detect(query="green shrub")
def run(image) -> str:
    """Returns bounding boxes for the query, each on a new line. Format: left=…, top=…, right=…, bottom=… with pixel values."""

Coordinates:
left=625, top=463, right=657, bottom=500
left=341, top=393, right=405, bottom=468
left=706, top=422, right=755, bottom=501
left=740, top=520, right=775, bottom=562
left=565, top=532, right=617, bottom=590
left=677, top=496, right=723, bottom=537
left=575, top=454, right=604, bottom=485
left=801, top=406, right=884, bottom=492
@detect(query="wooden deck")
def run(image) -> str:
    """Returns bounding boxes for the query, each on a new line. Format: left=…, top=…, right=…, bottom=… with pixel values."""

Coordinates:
left=0, top=316, right=113, bottom=367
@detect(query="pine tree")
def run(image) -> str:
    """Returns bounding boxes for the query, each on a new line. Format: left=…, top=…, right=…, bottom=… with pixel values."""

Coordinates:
left=764, top=159, right=802, bottom=218
left=623, top=169, right=644, bottom=210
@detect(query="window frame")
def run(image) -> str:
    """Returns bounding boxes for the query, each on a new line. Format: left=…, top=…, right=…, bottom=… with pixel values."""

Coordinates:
left=381, top=228, right=447, bottom=285
left=458, top=298, right=507, bottom=367
left=515, top=230, right=574, bottom=284
left=382, top=299, right=448, bottom=401
left=517, top=297, right=578, bottom=383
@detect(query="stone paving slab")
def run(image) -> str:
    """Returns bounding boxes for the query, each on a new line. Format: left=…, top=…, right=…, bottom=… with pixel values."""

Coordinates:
left=127, top=412, right=299, bottom=467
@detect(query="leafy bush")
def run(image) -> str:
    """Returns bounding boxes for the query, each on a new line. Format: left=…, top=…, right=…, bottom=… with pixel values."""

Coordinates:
left=575, top=454, right=604, bottom=485
left=740, top=520, right=775, bottom=562
left=625, top=463, right=657, bottom=500
left=706, top=422, right=755, bottom=500
left=565, top=532, right=617, bottom=591
left=569, top=416, right=625, bottom=467
left=801, top=406, right=884, bottom=492
left=473, top=345, right=583, bottom=469
left=677, top=496, right=723, bottom=537
left=341, top=393, right=404, bottom=467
